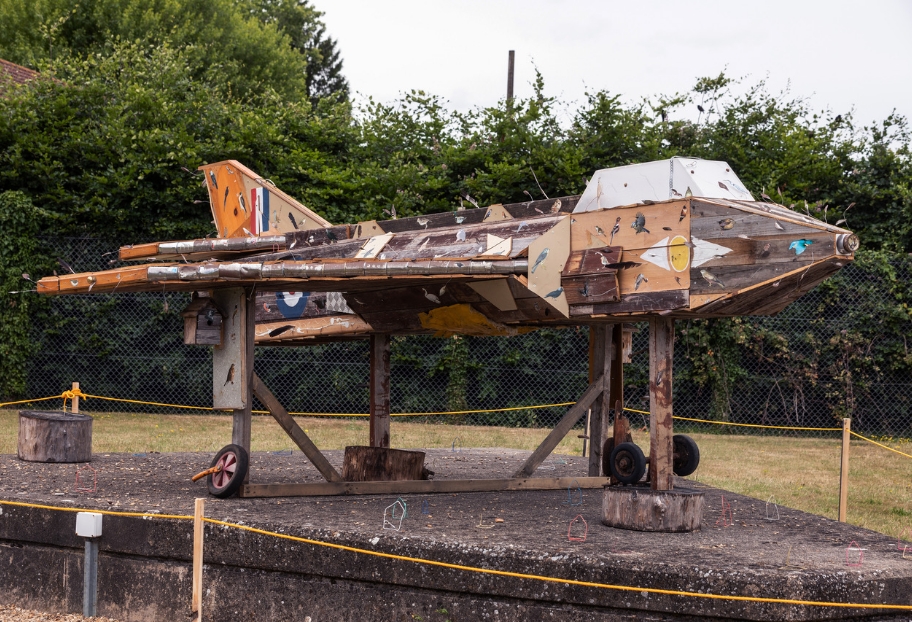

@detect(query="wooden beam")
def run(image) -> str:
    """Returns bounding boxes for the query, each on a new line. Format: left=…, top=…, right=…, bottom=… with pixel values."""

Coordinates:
left=369, top=333, right=391, bottom=448
left=242, top=476, right=609, bottom=498
left=587, top=326, right=612, bottom=477
left=649, top=317, right=675, bottom=490
left=513, top=377, right=605, bottom=478
left=251, top=374, right=343, bottom=483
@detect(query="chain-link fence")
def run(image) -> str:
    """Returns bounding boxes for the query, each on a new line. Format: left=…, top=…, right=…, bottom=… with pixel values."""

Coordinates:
left=20, top=237, right=912, bottom=439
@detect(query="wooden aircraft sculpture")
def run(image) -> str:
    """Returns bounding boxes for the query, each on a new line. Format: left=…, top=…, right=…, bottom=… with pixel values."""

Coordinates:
left=37, top=157, right=857, bottom=513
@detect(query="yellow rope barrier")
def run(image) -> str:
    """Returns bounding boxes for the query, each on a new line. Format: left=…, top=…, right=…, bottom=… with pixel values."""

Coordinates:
left=0, top=499, right=907, bottom=611
left=669, top=415, right=842, bottom=432
left=850, top=431, right=912, bottom=460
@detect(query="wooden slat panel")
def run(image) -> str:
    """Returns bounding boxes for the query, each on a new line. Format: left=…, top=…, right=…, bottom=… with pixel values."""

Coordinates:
left=241, top=476, right=609, bottom=497
left=504, top=195, right=579, bottom=218
left=695, top=198, right=849, bottom=234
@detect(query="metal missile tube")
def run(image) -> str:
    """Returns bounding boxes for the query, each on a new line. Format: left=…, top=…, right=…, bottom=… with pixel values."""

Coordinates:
left=147, top=259, right=529, bottom=282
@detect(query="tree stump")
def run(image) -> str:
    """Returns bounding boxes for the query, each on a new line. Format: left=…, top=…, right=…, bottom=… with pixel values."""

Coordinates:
left=603, top=485, right=704, bottom=532
left=342, top=446, right=431, bottom=482
left=18, top=410, right=93, bottom=463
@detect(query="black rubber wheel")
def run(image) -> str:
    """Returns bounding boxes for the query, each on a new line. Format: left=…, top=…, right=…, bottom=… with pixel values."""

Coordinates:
left=601, top=438, right=616, bottom=477
left=672, top=434, right=700, bottom=477
left=207, top=444, right=249, bottom=498
left=609, top=442, right=647, bottom=485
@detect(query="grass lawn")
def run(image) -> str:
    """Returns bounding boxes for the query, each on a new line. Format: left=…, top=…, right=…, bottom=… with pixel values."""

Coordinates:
left=2, top=409, right=910, bottom=538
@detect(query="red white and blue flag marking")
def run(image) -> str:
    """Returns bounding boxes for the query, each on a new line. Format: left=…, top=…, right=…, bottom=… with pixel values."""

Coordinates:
left=250, top=187, right=270, bottom=234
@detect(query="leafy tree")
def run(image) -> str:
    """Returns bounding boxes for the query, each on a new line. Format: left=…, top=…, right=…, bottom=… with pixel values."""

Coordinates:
left=244, top=0, right=349, bottom=105
left=0, top=0, right=311, bottom=100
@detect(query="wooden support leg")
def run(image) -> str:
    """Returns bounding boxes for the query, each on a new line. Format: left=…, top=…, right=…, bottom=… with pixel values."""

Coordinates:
left=252, top=374, right=343, bottom=482
left=514, top=377, right=605, bottom=478
left=649, top=317, right=674, bottom=491
left=369, top=333, right=391, bottom=448
left=588, top=326, right=613, bottom=477
left=211, top=288, right=254, bottom=481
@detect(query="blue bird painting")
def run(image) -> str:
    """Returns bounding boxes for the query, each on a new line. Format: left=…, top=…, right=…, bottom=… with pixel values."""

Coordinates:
left=789, top=239, right=814, bottom=255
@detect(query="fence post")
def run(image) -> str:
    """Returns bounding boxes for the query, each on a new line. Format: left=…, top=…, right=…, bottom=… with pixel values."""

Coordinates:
left=192, top=497, right=205, bottom=622
left=838, top=418, right=851, bottom=522
left=72, top=381, right=80, bottom=414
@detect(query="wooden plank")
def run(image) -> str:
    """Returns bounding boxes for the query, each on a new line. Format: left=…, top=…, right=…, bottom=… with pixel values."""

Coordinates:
left=649, top=317, right=674, bottom=491
left=692, top=198, right=847, bottom=234
left=241, top=476, right=609, bottom=498
left=564, top=275, right=618, bottom=305
left=236, top=290, right=255, bottom=464
left=570, top=201, right=690, bottom=253
left=369, top=206, right=487, bottom=234
left=575, top=290, right=689, bottom=316
left=51, top=266, right=151, bottom=295
left=119, top=242, right=160, bottom=261
left=527, top=216, right=571, bottom=317
left=504, top=195, right=579, bottom=218
left=369, top=334, right=391, bottom=448
left=251, top=374, right=343, bottom=482
left=191, top=497, right=204, bottom=622
left=691, top=201, right=826, bottom=239
left=689, top=258, right=819, bottom=295
left=254, top=315, right=372, bottom=343
left=587, top=326, right=613, bottom=477
left=689, top=233, right=837, bottom=271
left=513, top=376, right=606, bottom=477
left=562, top=247, right=622, bottom=276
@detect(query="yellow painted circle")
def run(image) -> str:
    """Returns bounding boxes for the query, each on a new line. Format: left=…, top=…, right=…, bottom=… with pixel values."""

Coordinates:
left=669, top=235, right=689, bottom=272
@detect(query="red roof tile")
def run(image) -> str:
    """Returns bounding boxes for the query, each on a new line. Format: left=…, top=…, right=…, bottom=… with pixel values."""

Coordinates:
left=0, top=58, right=39, bottom=86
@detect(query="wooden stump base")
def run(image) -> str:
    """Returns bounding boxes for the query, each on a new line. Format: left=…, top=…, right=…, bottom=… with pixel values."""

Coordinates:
left=602, top=485, right=704, bottom=532
left=342, top=446, right=431, bottom=482
left=18, top=410, right=92, bottom=463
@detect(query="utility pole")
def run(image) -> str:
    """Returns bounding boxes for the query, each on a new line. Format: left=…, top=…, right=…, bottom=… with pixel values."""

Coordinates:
left=506, top=50, right=515, bottom=106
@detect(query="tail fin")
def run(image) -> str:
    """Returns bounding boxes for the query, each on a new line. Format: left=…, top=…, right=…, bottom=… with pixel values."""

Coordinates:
left=199, top=160, right=332, bottom=238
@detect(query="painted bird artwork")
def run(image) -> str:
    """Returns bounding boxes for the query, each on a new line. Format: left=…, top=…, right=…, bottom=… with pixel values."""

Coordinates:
left=544, top=287, right=563, bottom=299
left=422, top=288, right=441, bottom=304
left=609, top=216, right=621, bottom=243
left=288, top=213, right=299, bottom=230
left=208, top=170, right=218, bottom=190
left=789, top=239, right=814, bottom=255
left=224, top=363, right=235, bottom=386
left=719, top=218, right=734, bottom=230
left=531, top=248, right=549, bottom=273
left=634, top=273, right=648, bottom=291
left=631, top=212, right=650, bottom=234
left=700, top=269, right=725, bottom=288
left=679, top=204, right=688, bottom=222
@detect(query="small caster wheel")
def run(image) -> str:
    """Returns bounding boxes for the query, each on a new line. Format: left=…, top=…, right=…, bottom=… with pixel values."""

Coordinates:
left=207, top=444, right=249, bottom=498
left=609, top=442, right=647, bottom=485
left=672, top=434, right=700, bottom=476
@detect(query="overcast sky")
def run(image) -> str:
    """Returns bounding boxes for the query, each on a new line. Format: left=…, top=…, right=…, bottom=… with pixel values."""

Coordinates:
left=321, top=0, right=911, bottom=128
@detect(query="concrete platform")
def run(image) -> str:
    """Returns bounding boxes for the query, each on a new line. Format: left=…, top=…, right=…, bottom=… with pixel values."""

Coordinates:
left=1, top=448, right=910, bottom=621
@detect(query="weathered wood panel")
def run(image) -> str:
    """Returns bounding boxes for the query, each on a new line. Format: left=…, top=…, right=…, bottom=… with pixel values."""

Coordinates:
left=603, top=486, right=704, bottom=532
left=689, top=258, right=819, bottom=295
left=562, top=247, right=622, bottom=276
left=17, top=411, right=92, bottom=463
